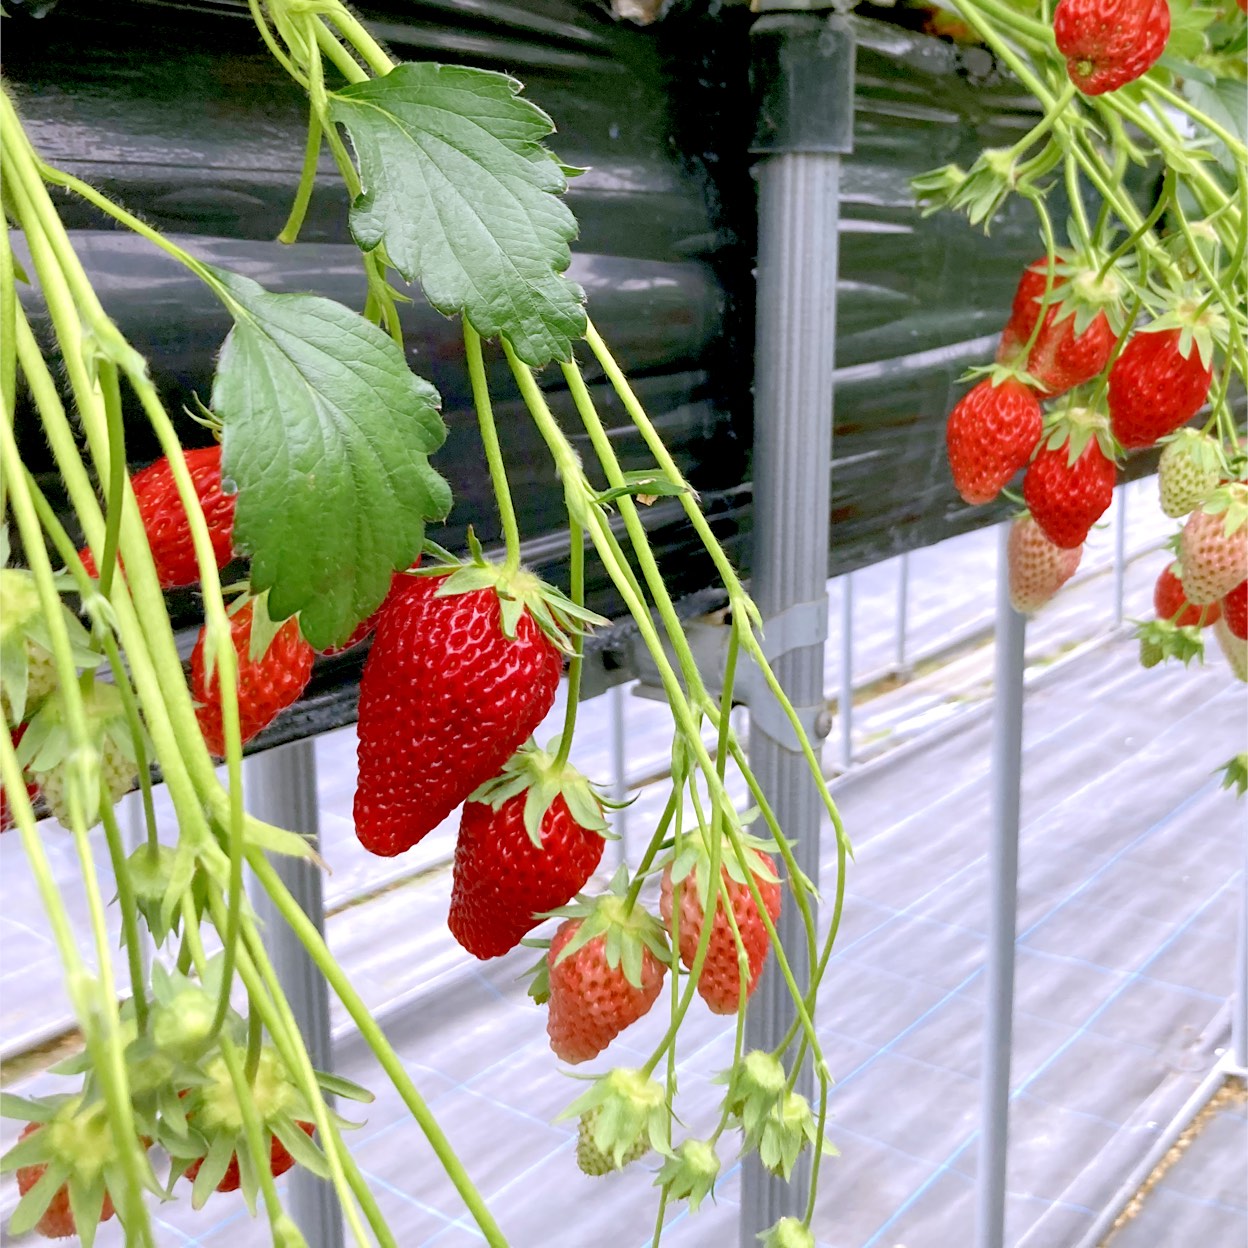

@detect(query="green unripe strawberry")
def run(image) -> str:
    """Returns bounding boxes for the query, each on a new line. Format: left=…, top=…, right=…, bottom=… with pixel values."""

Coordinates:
left=576, top=1109, right=648, bottom=1176
left=18, top=681, right=137, bottom=829
left=1158, top=430, right=1221, bottom=519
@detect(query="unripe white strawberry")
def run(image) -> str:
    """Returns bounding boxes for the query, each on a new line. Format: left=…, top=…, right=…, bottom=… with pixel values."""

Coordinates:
left=1214, top=617, right=1248, bottom=682
left=1157, top=430, right=1221, bottom=519
left=1008, top=513, right=1082, bottom=614
left=1180, top=487, right=1248, bottom=605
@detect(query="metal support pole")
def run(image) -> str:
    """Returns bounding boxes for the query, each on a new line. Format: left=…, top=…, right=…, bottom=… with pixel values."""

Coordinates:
left=1112, top=484, right=1127, bottom=628
left=895, top=551, right=911, bottom=675
left=1235, top=805, right=1248, bottom=1072
left=839, top=572, right=854, bottom=771
left=976, top=523, right=1027, bottom=1248
left=245, top=739, right=344, bottom=1248
left=742, top=10, right=853, bottom=1243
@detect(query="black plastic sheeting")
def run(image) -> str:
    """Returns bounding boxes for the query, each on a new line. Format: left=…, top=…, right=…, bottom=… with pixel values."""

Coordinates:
left=4, top=0, right=1160, bottom=737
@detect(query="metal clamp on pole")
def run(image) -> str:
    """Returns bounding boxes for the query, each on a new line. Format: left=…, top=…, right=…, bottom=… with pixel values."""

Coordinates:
left=742, top=6, right=854, bottom=1244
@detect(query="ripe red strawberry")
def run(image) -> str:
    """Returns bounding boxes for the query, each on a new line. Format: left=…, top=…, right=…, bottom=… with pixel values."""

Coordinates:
left=1023, top=411, right=1117, bottom=549
left=1154, top=565, right=1220, bottom=628
left=1, top=724, right=40, bottom=832
left=449, top=745, right=608, bottom=959
left=183, top=1122, right=314, bottom=1193
left=660, top=843, right=782, bottom=1016
left=1053, top=0, right=1170, bottom=95
left=354, top=557, right=587, bottom=857
left=1007, top=513, right=1083, bottom=614
left=15, top=1122, right=117, bottom=1240
left=1109, top=329, right=1213, bottom=449
left=1179, top=487, right=1248, bottom=604
left=542, top=889, right=669, bottom=1063
left=190, top=599, right=314, bottom=757
left=995, top=260, right=1117, bottom=396
left=80, top=445, right=236, bottom=589
left=946, top=377, right=1043, bottom=506
left=1222, top=580, right=1247, bottom=640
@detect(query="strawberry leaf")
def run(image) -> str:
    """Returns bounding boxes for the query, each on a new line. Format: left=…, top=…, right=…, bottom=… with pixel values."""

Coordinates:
left=209, top=269, right=451, bottom=651
left=328, top=63, right=586, bottom=367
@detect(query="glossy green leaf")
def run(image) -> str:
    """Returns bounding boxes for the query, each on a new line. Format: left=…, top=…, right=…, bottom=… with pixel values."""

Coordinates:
left=328, top=62, right=586, bottom=367
left=209, top=268, right=451, bottom=650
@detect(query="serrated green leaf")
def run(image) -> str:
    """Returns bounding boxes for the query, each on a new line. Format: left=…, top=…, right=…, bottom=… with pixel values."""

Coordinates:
left=209, top=267, right=451, bottom=651
left=328, top=63, right=586, bottom=367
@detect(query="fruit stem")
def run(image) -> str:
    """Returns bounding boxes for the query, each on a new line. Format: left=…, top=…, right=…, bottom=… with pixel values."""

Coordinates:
left=552, top=520, right=585, bottom=771
left=1006, top=80, right=1077, bottom=163
left=245, top=1005, right=264, bottom=1082
left=622, top=782, right=683, bottom=913
left=322, top=3, right=396, bottom=77
left=1096, top=170, right=1172, bottom=282
left=95, top=360, right=129, bottom=603
left=1063, top=154, right=1092, bottom=254
left=246, top=0, right=310, bottom=87
left=99, top=798, right=151, bottom=1034
left=465, top=320, right=523, bottom=576
left=247, top=851, right=513, bottom=1247
left=278, top=105, right=323, bottom=246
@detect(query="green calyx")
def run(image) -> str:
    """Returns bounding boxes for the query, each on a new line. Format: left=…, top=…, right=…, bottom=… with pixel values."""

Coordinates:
left=654, top=1138, right=720, bottom=1211
left=1041, top=405, right=1117, bottom=467
left=0, top=567, right=101, bottom=724
left=717, top=1050, right=787, bottom=1138
left=719, top=1052, right=834, bottom=1181
left=1133, top=620, right=1206, bottom=668
left=1219, top=753, right=1248, bottom=798
left=559, top=1067, right=669, bottom=1170
left=758, top=1217, right=816, bottom=1248
left=1143, top=294, right=1229, bottom=371
left=664, top=827, right=785, bottom=916
left=544, top=865, right=671, bottom=991
left=1200, top=482, right=1248, bottom=536
left=468, top=738, right=611, bottom=846
left=419, top=529, right=607, bottom=654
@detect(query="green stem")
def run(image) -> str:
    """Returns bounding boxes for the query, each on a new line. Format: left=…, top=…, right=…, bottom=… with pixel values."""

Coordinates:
left=465, top=321, right=523, bottom=575
left=311, top=13, right=370, bottom=85
left=1008, top=81, right=1077, bottom=162
left=99, top=798, right=150, bottom=1033
left=1064, top=154, right=1092, bottom=252
left=553, top=521, right=585, bottom=770
left=1098, top=171, right=1173, bottom=280
left=247, top=0, right=309, bottom=86
left=278, top=106, right=324, bottom=245
left=1144, top=79, right=1248, bottom=168
left=94, top=361, right=128, bottom=602
left=622, top=783, right=683, bottom=913
left=323, top=4, right=395, bottom=77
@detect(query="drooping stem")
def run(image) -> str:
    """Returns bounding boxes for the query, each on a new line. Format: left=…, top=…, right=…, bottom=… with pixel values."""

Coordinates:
left=553, top=521, right=585, bottom=770
left=465, top=320, right=523, bottom=575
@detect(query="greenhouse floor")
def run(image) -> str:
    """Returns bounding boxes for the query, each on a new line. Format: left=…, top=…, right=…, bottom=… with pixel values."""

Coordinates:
left=2, top=484, right=1246, bottom=1247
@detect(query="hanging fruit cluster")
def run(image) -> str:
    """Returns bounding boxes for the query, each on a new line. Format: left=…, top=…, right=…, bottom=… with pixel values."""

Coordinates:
left=0, top=0, right=849, bottom=1242
left=919, top=0, right=1246, bottom=789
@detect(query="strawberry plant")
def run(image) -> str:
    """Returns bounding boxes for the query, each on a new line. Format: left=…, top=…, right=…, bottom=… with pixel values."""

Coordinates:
left=916, top=0, right=1246, bottom=778
left=0, top=2, right=851, bottom=1243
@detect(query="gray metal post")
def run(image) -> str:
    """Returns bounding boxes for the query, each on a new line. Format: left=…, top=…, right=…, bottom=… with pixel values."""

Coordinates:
left=895, top=551, right=911, bottom=675
left=1235, top=803, right=1248, bottom=1072
left=976, top=523, right=1027, bottom=1248
left=839, top=572, right=854, bottom=771
left=1113, top=484, right=1127, bottom=628
left=245, top=739, right=344, bottom=1248
left=742, top=10, right=853, bottom=1243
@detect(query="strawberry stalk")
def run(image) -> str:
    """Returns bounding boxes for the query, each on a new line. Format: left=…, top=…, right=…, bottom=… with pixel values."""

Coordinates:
left=513, top=352, right=830, bottom=1073
left=553, top=520, right=587, bottom=770
left=465, top=319, right=523, bottom=575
